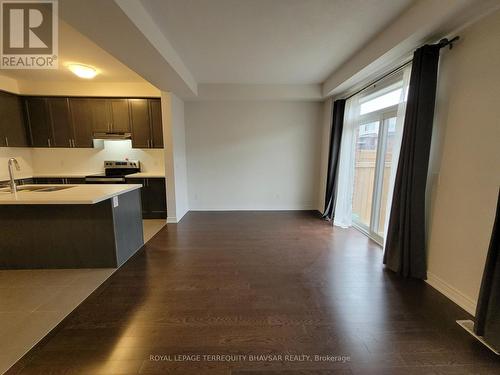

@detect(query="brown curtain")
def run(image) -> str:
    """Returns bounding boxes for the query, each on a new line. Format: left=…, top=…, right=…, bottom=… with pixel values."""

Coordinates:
left=474, top=189, right=500, bottom=349
left=322, top=99, right=346, bottom=220
left=383, top=44, right=441, bottom=279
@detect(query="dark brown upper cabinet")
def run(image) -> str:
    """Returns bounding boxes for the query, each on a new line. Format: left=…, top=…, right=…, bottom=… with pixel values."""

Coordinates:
left=46, top=98, right=73, bottom=148
left=89, top=98, right=131, bottom=134
left=0, top=91, right=28, bottom=147
left=129, top=98, right=163, bottom=149
left=149, top=99, right=164, bottom=148
left=69, top=98, right=94, bottom=148
left=3, top=93, right=161, bottom=149
left=129, top=99, right=150, bottom=148
left=25, top=97, right=52, bottom=147
left=89, top=99, right=111, bottom=133
left=109, top=99, right=131, bottom=133
left=25, top=97, right=93, bottom=148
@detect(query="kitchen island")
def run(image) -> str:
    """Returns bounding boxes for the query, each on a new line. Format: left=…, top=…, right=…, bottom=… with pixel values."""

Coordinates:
left=0, top=184, right=144, bottom=269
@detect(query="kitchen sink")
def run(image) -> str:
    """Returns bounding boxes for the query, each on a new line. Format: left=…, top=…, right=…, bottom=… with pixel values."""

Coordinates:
left=0, top=185, right=74, bottom=193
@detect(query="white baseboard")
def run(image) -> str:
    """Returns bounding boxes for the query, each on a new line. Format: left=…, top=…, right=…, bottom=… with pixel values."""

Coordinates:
left=426, top=272, right=477, bottom=316
left=188, top=207, right=318, bottom=211
left=166, top=216, right=177, bottom=224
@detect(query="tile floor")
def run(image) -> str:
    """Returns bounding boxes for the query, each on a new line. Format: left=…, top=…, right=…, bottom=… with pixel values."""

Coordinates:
left=0, top=219, right=166, bottom=374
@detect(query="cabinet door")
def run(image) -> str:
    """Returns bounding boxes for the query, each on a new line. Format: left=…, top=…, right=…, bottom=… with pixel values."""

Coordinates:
left=125, top=178, right=148, bottom=216
left=149, top=99, right=163, bottom=148
left=129, top=99, right=150, bottom=148
left=109, top=99, right=131, bottom=132
left=69, top=99, right=94, bottom=148
left=89, top=99, right=111, bottom=133
left=65, top=178, right=85, bottom=184
left=18, top=178, right=34, bottom=185
left=47, top=98, right=73, bottom=148
left=25, top=97, right=51, bottom=147
left=146, top=178, right=167, bottom=218
left=33, top=177, right=65, bottom=184
left=0, top=92, right=28, bottom=147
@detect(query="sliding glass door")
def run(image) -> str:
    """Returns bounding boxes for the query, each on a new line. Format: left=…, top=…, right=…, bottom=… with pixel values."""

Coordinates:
left=333, top=67, right=411, bottom=243
left=352, top=105, right=399, bottom=243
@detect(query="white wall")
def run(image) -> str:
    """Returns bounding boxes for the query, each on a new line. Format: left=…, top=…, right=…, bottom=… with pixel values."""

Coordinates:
left=0, top=75, right=20, bottom=94
left=162, top=92, right=189, bottom=222
left=16, top=80, right=160, bottom=97
left=1, top=141, right=164, bottom=180
left=170, top=95, right=189, bottom=220
left=30, top=141, right=165, bottom=175
left=185, top=100, right=323, bottom=210
left=425, top=10, right=500, bottom=315
left=0, top=148, right=33, bottom=181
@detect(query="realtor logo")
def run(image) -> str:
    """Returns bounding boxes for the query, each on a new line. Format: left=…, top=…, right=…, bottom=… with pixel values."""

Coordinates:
left=1, top=0, right=58, bottom=69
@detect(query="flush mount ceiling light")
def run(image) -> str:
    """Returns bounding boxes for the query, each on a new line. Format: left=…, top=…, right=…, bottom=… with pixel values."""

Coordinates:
left=68, top=64, right=98, bottom=79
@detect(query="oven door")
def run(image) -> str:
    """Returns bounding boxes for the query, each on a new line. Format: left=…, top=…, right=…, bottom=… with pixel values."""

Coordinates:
left=85, top=177, right=126, bottom=184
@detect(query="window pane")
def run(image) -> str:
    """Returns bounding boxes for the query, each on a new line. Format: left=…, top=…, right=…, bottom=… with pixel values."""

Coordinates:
left=377, top=117, right=397, bottom=236
left=352, top=121, right=379, bottom=228
left=360, top=88, right=401, bottom=115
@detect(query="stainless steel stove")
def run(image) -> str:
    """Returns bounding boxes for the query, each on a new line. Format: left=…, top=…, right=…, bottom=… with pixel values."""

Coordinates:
left=85, top=160, right=141, bottom=184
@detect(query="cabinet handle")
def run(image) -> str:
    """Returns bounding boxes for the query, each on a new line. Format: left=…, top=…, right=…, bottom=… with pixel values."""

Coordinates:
left=69, top=139, right=72, bottom=147
left=5, top=137, right=8, bottom=147
left=72, top=139, right=75, bottom=148
left=48, top=138, right=51, bottom=147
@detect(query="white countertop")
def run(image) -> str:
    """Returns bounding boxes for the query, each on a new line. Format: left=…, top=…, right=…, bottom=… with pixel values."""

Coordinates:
left=1, top=172, right=165, bottom=182
left=125, top=172, right=165, bottom=178
left=32, top=173, right=100, bottom=178
left=0, top=184, right=142, bottom=205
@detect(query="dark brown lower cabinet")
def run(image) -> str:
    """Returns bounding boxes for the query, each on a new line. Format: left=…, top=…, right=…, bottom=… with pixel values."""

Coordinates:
left=66, top=178, right=86, bottom=184
left=17, top=178, right=34, bottom=185
left=32, top=177, right=85, bottom=184
left=126, top=177, right=167, bottom=219
left=33, top=177, right=65, bottom=184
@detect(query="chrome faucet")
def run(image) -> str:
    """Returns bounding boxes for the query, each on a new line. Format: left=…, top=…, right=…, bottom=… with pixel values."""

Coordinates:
left=8, top=158, right=20, bottom=193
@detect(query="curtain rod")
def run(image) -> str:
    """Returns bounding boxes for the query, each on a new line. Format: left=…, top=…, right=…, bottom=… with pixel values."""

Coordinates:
left=345, top=59, right=412, bottom=100
left=344, top=36, right=460, bottom=101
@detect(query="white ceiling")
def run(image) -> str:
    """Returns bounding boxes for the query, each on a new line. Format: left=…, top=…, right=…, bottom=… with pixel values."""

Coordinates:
left=1, top=21, right=146, bottom=83
left=140, top=0, right=414, bottom=84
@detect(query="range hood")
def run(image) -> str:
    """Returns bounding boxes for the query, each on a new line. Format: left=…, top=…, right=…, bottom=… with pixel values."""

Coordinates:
left=92, top=132, right=132, bottom=140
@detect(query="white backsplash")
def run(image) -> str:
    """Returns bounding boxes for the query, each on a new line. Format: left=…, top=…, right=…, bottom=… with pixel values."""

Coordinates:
left=1, top=140, right=165, bottom=180
left=0, top=147, right=34, bottom=181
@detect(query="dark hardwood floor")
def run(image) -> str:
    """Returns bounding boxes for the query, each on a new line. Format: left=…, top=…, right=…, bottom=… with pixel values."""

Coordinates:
left=8, top=211, right=500, bottom=374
